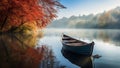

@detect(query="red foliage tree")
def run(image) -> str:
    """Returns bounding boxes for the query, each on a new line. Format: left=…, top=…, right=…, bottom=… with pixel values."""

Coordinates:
left=0, top=0, right=65, bottom=32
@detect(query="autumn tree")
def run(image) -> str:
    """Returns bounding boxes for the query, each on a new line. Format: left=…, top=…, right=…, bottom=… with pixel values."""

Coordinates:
left=0, top=0, right=65, bottom=32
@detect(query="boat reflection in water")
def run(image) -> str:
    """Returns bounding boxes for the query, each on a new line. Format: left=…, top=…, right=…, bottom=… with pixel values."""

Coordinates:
left=61, top=48, right=93, bottom=68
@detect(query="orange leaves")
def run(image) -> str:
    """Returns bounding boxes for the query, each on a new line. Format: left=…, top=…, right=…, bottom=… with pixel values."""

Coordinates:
left=0, top=0, right=65, bottom=32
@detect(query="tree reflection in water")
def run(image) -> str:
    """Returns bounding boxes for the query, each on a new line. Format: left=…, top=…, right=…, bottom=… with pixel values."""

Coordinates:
left=0, top=33, right=66, bottom=68
left=39, top=46, right=66, bottom=68
left=0, top=33, right=44, bottom=68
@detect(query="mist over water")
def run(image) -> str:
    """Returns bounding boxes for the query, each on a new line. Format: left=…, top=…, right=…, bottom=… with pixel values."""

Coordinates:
left=38, top=29, right=120, bottom=68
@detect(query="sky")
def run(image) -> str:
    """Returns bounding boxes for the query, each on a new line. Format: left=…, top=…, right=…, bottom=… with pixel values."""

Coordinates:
left=57, top=0, right=120, bottom=19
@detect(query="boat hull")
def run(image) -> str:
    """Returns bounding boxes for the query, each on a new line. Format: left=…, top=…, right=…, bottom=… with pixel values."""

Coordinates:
left=62, top=34, right=94, bottom=56
left=62, top=43, right=94, bottom=56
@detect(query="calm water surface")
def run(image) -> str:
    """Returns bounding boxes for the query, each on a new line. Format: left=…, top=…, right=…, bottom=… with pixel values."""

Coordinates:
left=0, top=29, right=120, bottom=68
left=38, top=29, right=120, bottom=68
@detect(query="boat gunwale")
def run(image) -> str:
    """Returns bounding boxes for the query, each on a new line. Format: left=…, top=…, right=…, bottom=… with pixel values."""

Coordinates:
left=62, top=41, right=93, bottom=47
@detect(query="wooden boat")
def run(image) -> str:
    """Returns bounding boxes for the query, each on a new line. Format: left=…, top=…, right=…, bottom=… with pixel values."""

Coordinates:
left=62, top=34, right=94, bottom=56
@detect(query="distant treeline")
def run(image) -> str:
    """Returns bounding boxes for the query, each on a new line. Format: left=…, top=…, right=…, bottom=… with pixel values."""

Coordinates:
left=47, top=7, right=120, bottom=29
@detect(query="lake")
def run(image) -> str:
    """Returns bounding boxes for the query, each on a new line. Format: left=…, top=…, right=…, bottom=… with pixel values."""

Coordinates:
left=0, top=29, right=120, bottom=68
left=38, top=29, right=120, bottom=68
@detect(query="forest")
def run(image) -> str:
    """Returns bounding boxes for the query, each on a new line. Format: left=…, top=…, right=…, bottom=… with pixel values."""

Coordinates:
left=48, top=7, right=120, bottom=29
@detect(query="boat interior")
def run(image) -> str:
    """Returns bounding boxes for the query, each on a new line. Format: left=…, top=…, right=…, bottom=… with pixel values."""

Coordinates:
left=62, top=34, right=88, bottom=46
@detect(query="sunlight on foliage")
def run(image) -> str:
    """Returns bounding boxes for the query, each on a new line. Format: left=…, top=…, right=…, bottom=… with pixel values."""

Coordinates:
left=0, top=0, right=65, bottom=32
